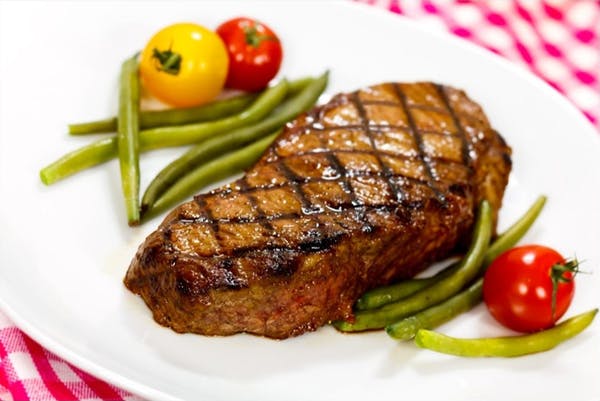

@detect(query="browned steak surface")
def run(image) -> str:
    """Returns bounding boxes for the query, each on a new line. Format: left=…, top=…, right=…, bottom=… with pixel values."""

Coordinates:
left=124, top=82, right=511, bottom=339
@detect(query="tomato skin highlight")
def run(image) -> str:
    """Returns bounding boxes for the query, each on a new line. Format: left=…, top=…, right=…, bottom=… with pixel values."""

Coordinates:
left=216, top=17, right=283, bottom=92
left=483, top=245, right=575, bottom=333
left=139, top=23, right=229, bottom=107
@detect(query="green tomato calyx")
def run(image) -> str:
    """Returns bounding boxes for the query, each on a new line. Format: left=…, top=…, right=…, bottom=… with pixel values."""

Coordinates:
left=152, top=44, right=182, bottom=75
left=244, top=23, right=277, bottom=47
left=550, top=258, right=579, bottom=321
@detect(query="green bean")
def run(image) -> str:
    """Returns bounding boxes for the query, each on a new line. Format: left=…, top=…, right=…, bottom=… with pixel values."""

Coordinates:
left=386, top=196, right=548, bottom=339
left=69, top=120, right=117, bottom=136
left=386, top=280, right=484, bottom=340
left=116, top=55, right=141, bottom=226
left=68, top=93, right=257, bottom=135
left=66, top=77, right=313, bottom=136
left=141, top=72, right=328, bottom=215
left=355, top=262, right=459, bottom=311
left=483, top=196, right=547, bottom=266
left=39, top=137, right=118, bottom=185
left=39, top=79, right=289, bottom=185
left=414, top=309, right=597, bottom=357
left=287, top=76, right=314, bottom=94
left=144, top=131, right=281, bottom=221
left=356, top=196, right=548, bottom=311
left=333, top=200, right=492, bottom=332
left=138, top=79, right=288, bottom=150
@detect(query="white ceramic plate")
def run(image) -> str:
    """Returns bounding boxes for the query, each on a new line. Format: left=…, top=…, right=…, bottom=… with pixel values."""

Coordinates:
left=1, top=2, right=599, bottom=400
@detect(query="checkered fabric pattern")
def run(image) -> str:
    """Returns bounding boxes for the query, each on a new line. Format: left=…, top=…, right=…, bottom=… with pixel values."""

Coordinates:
left=1, top=1, right=598, bottom=400
left=0, top=313, right=140, bottom=401
left=360, top=0, right=600, bottom=130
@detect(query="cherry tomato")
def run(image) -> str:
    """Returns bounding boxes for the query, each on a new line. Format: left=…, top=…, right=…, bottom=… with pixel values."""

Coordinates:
left=483, top=245, right=577, bottom=333
left=139, top=23, right=229, bottom=107
left=216, top=17, right=283, bottom=92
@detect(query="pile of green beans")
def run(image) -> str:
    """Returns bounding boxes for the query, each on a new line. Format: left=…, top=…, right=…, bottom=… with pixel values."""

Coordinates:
left=68, top=93, right=258, bottom=135
left=356, top=196, right=547, bottom=314
left=40, top=64, right=328, bottom=226
left=141, top=73, right=329, bottom=218
left=386, top=196, right=547, bottom=340
left=337, top=195, right=596, bottom=357
left=334, top=196, right=547, bottom=334
left=334, top=200, right=493, bottom=332
left=66, top=77, right=314, bottom=136
left=354, top=261, right=459, bottom=311
left=40, top=79, right=289, bottom=185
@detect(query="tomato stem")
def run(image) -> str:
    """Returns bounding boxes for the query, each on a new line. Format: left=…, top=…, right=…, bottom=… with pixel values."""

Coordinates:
left=550, top=259, right=579, bottom=321
left=243, top=23, right=277, bottom=47
left=152, top=47, right=182, bottom=75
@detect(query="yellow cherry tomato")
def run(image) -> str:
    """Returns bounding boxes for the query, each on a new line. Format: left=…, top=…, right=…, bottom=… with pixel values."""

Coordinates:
left=139, top=23, right=229, bottom=107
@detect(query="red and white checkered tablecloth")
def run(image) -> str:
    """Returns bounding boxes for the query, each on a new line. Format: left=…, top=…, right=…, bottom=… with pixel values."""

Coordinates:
left=364, top=0, right=600, bottom=129
left=1, top=1, right=598, bottom=400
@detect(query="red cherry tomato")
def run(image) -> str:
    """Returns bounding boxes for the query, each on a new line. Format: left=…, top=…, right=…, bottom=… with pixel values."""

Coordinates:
left=483, top=245, right=577, bottom=333
left=216, top=17, right=283, bottom=92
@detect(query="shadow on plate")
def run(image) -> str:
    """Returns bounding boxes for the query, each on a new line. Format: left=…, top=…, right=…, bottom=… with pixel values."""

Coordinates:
left=119, top=291, right=417, bottom=380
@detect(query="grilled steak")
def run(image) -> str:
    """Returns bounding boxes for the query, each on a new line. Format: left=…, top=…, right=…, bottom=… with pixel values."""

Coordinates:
left=125, top=82, right=511, bottom=339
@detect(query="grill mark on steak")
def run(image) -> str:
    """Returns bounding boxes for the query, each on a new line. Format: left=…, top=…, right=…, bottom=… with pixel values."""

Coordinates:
left=171, top=203, right=419, bottom=258
left=392, top=83, right=446, bottom=205
left=175, top=170, right=441, bottom=228
left=125, top=82, right=512, bottom=339
left=434, top=83, right=474, bottom=170
left=340, top=98, right=486, bottom=127
left=238, top=176, right=275, bottom=232
left=350, top=91, right=406, bottom=205
left=194, top=196, right=220, bottom=235
left=232, top=231, right=348, bottom=257
left=315, top=126, right=373, bottom=233
left=207, top=170, right=440, bottom=199
left=287, top=123, right=462, bottom=137
left=175, top=202, right=420, bottom=231
left=271, top=144, right=467, bottom=165
left=276, top=157, right=323, bottom=216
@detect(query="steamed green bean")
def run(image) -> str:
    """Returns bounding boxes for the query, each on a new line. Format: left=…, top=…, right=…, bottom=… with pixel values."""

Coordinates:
left=68, top=93, right=257, bottom=135
left=116, top=55, right=141, bottom=225
left=40, top=80, right=289, bottom=185
left=414, top=309, right=597, bottom=357
left=141, top=72, right=328, bottom=214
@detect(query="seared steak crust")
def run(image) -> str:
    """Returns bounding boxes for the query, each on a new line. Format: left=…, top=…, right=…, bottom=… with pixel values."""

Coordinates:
left=124, top=82, right=511, bottom=339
